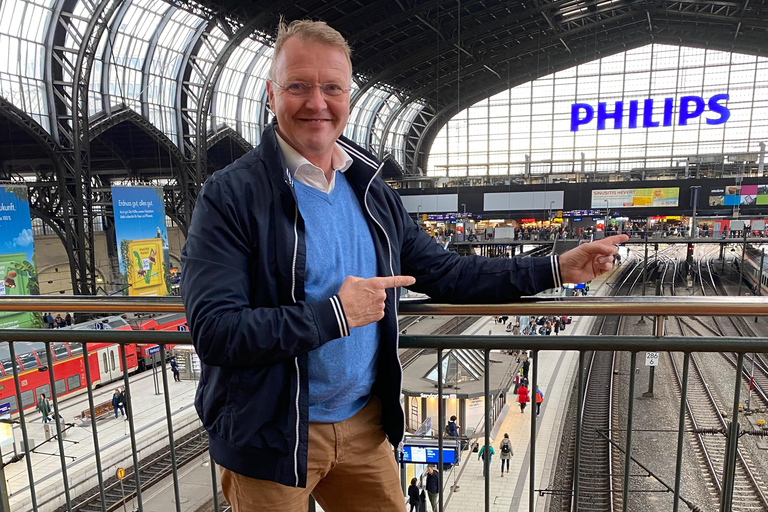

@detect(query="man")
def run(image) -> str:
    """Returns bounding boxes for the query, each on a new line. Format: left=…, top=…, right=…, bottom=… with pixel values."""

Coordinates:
left=425, top=466, right=439, bottom=512
left=181, top=19, right=626, bottom=512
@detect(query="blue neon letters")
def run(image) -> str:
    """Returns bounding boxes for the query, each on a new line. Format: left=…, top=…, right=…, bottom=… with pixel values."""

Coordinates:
left=570, top=94, right=729, bottom=131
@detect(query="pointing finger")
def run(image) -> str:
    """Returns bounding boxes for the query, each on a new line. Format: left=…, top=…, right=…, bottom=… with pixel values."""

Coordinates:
left=388, top=275, right=416, bottom=288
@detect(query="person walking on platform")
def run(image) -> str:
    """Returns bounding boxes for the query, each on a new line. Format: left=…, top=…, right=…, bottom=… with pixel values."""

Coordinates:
left=112, top=389, right=124, bottom=418
left=36, top=393, right=50, bottom=423
left=446, top=415, right=460, bottom=437
left=170, top=356, right=180, bottom=382
left=65, top=313, right=72, bottom=326
left=425, top=466, right=439, bottom=512
left=522, top=359, right=530, bottom=379
left=407, top=478, right=421, bottom=512
left=181, top=18, right=627, bottom=511
left=518, top=383, right=530, bottom=413
left=478, top=444, right=495, bottom=477
left=536, top=388, right=545, bottom=416
left=499, top=433, right=513, bottom=476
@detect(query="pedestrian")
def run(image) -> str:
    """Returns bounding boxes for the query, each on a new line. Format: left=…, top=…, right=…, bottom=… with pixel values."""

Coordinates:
left=536, top=388, right=545, bottom=416
left=408, top=478, right=421, bottom=512
left=112, top=389, right=124, bottom=418
left=170, top=356, right=180, bottom=382
left=36, top=393, right=50, bottom=423
left=554, top=318, right=560, bottom=335
left=179, top=19, right=627, bottom=510
left=425, top=466, right=439, bottom=512
left=499, top=433, right=513, bottom=476
left=522, top=359, right=530, bottom=379
left=65, top=313, right=72, bottom=326
left=55, top=314, right=64, bottom=328
left=511, top=322, right=520, bottom=336
left=44, top=313, right=52, bottom=329
left=518, top=383, right=530, bottom=413
left=512, top=373, right=521, bottom=394
left=478, top=444, right=495, bottom=477
left=446, top=415, right=460, bottom=437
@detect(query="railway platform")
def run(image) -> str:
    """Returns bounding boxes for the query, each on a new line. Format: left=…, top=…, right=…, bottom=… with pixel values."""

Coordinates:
left=3, top=366, right=201, bottom=512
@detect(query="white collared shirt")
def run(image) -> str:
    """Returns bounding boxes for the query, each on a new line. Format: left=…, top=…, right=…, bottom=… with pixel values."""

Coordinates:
left=275, top=132, right=353, bottom=194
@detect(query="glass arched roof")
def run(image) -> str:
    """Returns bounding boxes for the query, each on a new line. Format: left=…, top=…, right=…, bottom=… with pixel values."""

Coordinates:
left=428, top=44, right=768, bottom=177
left=0, top=0, right=425, bottom=170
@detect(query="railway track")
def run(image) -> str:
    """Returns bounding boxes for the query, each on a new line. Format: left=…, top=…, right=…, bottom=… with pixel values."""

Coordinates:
left=667, top=348, right=768, bottom=511
left=65, top=428, right=209, bottom=512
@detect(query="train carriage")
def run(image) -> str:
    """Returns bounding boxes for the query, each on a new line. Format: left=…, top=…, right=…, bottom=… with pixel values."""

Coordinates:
left=0, top=316, right=138, bottom=416
left=129, top=312, right=187, bottom=371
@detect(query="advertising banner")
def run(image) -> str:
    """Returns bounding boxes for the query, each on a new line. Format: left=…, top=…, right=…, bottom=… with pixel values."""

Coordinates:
left=591, top=187, right=679, bottom=209
left=0, top=184, right=40, bottom=329
left=111, top=186, right=170, bottom=297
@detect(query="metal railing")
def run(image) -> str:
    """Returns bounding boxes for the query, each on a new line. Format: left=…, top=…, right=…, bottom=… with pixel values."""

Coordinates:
left=0, top=296, right=766, bottom=512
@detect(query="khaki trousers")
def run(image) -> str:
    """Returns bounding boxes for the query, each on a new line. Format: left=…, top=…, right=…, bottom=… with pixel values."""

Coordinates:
left=220, top=396, right=404, bottom=511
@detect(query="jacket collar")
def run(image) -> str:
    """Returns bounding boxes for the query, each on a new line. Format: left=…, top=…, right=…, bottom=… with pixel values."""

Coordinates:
left=259, top=121, right=381, bottom=191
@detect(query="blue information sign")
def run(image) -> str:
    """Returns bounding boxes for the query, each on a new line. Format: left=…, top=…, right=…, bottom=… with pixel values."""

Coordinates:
left=146, top=345, right=160, bottom=356
left=0, top=403, right=10, bottom=415
left=401, top=445, right=457, bottom=464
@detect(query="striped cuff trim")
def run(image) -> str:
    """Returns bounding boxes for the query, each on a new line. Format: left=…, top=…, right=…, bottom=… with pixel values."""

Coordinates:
left=330, top=295, right=350, bottom=337
left=551, top=254, right=563, bottom=290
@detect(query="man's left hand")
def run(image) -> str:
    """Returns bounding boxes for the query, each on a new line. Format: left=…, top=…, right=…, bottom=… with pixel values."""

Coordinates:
left=559, top=234, right=629, bottom=284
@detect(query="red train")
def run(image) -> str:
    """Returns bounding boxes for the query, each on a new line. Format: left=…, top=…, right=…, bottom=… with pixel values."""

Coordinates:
left=0, top=313, right=187, bottom=416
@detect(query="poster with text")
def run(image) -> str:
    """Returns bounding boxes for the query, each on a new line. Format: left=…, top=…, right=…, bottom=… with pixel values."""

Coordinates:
left=112, top=186, right=170, bottom=297
left=0, top=185, right=41, bottom=329
left=591, top=187, right=679, bottom=209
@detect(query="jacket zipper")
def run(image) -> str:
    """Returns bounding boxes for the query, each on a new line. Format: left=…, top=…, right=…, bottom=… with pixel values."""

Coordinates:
left=287, top=168, right=301, bottom=487
left=362, top=164, right=405, bottom=445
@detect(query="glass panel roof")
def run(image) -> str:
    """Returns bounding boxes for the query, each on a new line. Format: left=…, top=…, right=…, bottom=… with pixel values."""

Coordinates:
left=0, top=0, right=56, bottom=132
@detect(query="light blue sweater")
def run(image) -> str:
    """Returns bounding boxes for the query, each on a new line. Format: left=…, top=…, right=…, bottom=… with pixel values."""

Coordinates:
left=294, top=171, right=380, bottom=422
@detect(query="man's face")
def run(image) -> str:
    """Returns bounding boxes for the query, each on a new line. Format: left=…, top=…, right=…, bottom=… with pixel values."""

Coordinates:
left=427, top=467, right=433, bottom=474
left=267, top=37, right=351, bottom=167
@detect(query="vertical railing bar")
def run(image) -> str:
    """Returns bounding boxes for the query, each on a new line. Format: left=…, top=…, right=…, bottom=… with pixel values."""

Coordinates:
left=484, top=349, right=490, bottom=512
left=437, top=348, right=444, bottom=512
left=8, top=342, right=38, bottom=511
left=672, top=352, right=690, bottom=512
left=82, top=343, right=108, bottom=512
left=159, top=345, right=181, bottom=512
left=45, top=344, right=72, bottom=512
left=571, top=351, right=585, bottom=512
left=530, top=349, right=538, bottom=512
left=621, top=351, right=638, bottom=512
left=209, top=447, right=219, bottom=512
left=120, top=345, right=144, bottom=512
left=720, top=352, right=745, bottom=511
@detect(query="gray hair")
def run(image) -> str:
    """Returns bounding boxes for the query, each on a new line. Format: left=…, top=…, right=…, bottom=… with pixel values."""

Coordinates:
left=269, top=18, right=352, bottom=80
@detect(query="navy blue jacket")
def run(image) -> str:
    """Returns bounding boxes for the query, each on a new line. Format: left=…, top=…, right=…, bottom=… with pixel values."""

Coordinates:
left=180, top=124, right=561, bottom=488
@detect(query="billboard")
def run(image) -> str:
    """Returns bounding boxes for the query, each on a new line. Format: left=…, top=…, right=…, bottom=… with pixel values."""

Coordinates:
left=591, top=188, right=680, bottom=209
left=0, top=185, right=41, bottom=329
left=112, top=186, right=170, bottom=297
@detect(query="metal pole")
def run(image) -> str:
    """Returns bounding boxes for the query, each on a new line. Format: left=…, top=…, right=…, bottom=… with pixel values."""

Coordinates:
left=82, top=343, right=108, bottom=512
left=691, top=186, right=699, bottom=238
left=437, top=348, right=444, bottom=512
left=484, top=349, right=490, bottom=512
left=738, top=229, right=747, bottom=295
left=571, top=351, right=585, bottom=512
left=672, top=353, right=690, bottom=512
left=152, top=352, right=160, bottom=395
left=210, top=448, right=220, bottom=512
left=46, top=345, right=72, bottom=512
left=643, top=238, right=648, bottom=296
left=621, top=351, right=638, bottom=512
left=746, top=355, right=756, bottom=411
left=159, top=345, right=182, bottom=512
left=120, top=345, right=144, bottom=512
left=720, top=353, right=745, bottom=511
left=529, top=350, right=538, bottom=512
left=7, top=343, right=37, bottom=510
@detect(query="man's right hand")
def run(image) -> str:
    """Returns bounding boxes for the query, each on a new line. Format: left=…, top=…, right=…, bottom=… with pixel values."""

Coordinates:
left=338, top=275, right=416, bottom=329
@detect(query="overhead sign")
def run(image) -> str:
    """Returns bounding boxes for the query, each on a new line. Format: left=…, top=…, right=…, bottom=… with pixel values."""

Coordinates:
left=571, top=94, right=730, bottom=131
left=401, top=445, right=457, bottom=464
left=146, top=345, right=160, bottom=356
left=645, top=352, right=659, bottom=367
left=592, top=188, right=679, bottom=208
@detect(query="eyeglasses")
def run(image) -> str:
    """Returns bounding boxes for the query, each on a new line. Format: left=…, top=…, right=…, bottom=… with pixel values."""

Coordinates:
left=272, top=81, right=351, bottom=97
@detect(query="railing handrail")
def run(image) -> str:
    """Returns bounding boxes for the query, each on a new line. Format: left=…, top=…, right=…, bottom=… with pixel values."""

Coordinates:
left=1, top=295, right=767, bottom=316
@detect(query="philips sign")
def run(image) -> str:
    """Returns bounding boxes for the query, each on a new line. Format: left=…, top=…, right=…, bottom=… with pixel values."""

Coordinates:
left=570, top=94, right=729, bottom=132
